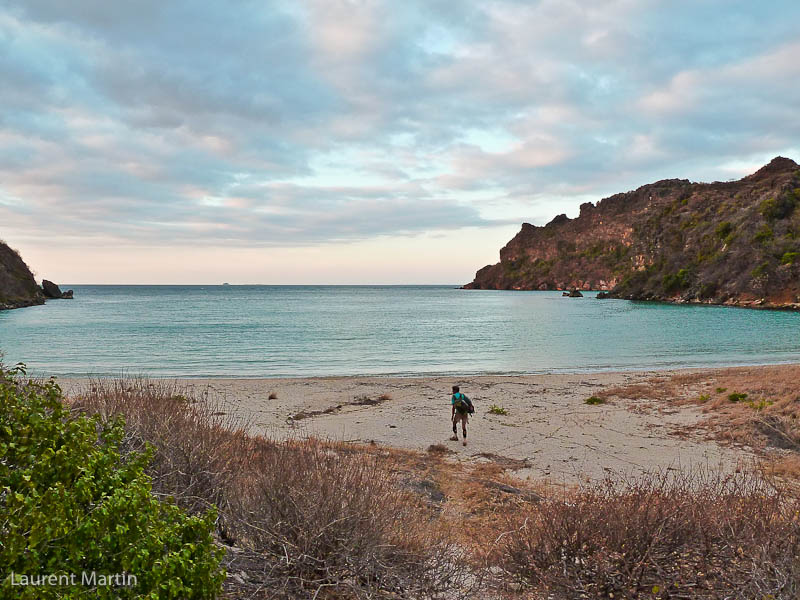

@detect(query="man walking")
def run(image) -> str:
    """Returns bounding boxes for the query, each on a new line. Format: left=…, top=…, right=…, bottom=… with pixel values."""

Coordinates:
left=449, top=385, right=472, bottom=446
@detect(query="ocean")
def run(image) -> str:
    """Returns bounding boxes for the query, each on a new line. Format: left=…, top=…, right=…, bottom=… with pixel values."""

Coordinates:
left=0, top=285, right=798, bottom=378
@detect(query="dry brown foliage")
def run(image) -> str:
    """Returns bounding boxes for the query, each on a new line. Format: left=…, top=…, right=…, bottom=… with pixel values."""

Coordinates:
left=66, top=373, right=800, bottom=599
left=493, top=468, right=800, bottom=599
left=69, top=379, right=472, bottom=599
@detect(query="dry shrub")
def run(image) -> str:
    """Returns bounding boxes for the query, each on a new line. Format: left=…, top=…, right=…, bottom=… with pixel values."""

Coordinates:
left=70, top=378, right=245, bottom=516
left=68, top=379, right=471, bottom=599
left=227, top=439, right=463, bottom=598
left=494, top=468, right=800, bottom=599
left=427, top=443, right=454, bottom=455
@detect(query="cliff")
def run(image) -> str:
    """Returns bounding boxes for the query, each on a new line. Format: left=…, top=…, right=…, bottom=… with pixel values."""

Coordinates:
left=466, top=157, right=800, bottom=309
left=0, top=241, right=45, bottom=310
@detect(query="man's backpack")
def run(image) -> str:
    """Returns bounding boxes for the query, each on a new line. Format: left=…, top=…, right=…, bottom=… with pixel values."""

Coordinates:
left=454, top=393, right=475, bottom=414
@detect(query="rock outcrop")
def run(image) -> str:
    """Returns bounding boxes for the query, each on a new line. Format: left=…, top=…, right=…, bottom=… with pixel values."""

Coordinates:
left=465, top=157, right=800, bottom=310
left=0, top=241, right=45, bottom=310
left=42, top=279, right=73, bottom=300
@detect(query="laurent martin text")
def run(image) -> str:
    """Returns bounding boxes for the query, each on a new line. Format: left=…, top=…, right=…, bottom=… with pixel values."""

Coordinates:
left=10, top=571, right=138, bottom=587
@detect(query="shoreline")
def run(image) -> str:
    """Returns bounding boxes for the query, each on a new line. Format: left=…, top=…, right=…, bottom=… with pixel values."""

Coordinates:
left=46, top=358, right=800, bottom=381
left=59, top=363, right=799, bottom=483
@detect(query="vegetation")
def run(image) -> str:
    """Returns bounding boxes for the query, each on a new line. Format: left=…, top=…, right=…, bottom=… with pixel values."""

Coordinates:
left=728, top=392, right=749, bottom=402
left=71, top=378, right=466, bottom=598
left=7, top=361, right=800, bottom=598
left=781, top=251, right=799, bottom=265
left=495, top=470, right=800, bottom=599
left=488, top=404, right=509, bottom=415
left=715, top=221, right=733, bottom=240
left=760, top=193, right=796, bottom=220
left=0, top=365, right=224, bottom=599
left=585, top=396, right=606, bottom=405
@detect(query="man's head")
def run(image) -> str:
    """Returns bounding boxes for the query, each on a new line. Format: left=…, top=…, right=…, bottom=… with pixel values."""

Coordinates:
left=452, top=385, right=459, bottom=393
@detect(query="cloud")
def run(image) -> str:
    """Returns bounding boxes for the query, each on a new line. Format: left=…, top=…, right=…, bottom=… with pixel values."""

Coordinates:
left=0, top=0, right=799, bottom=261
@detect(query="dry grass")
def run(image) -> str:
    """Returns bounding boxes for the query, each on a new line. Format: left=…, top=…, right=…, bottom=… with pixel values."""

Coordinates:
left=69, top=379, right=471, bottom=599
left=493, top=468, right=800, bottom=599
left=65, top=373, right=800, bottom=598
left=426, top=443, right=455, bottom=455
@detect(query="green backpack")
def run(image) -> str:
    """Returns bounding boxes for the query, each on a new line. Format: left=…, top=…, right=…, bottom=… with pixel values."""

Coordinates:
left=453, top=393, right=474, bottom=414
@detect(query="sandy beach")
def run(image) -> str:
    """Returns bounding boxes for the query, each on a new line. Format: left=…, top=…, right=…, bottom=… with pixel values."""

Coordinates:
left=59, top=368, right=760, bottom=483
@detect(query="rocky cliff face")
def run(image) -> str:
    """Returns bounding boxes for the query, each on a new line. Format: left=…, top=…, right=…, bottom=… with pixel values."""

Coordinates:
left=466, top=157, right=800, bottom=309
left=0, top=241, right=45, bottom=310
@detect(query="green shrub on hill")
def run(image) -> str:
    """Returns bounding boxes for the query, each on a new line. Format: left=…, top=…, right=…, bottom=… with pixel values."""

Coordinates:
left=0, top=365, right=224, bottom=599
left=781, top=251, right=799, bottom=265
left=760, top=193, right=796, bottom=221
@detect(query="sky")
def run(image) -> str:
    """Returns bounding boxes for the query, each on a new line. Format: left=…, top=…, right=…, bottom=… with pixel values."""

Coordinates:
left=1, top=1, right=799, bottom=284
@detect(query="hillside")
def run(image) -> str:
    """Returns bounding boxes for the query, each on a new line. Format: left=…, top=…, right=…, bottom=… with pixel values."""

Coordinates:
left=0, top=240, right=44, bottom=310
left=466, top=157, right=800, bottom=309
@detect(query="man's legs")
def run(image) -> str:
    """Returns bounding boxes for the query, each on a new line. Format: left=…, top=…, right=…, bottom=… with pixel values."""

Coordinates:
left=450, top=415, right=459, bottom=441
left=461, top=415, right=467, bottom=446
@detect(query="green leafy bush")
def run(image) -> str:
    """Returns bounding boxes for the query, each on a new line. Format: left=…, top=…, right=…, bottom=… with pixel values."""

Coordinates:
left=728, top=392, right=749, bottom=403
left=781, top=251, right=799, bottom=265
left=662, top=268, right=691, bottom=293
left=753, top=224, right=774, bottom=244
left=715, top=221, right=733, bottom=240
left=488, top=405, right=509, bottom=415
left=584, top=396, right=605, bottom=405
left=760, top=194, right=796, bottom=220
left=0, top=365, right=224, bottom=599
left=751, top=262, right=770, bottom=279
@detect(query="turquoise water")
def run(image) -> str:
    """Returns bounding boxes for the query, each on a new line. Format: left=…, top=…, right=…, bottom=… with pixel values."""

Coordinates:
left=0, top=285, right=798, bottom=377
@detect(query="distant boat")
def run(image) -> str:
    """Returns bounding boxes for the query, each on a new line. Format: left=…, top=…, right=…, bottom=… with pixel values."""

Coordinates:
left=222, top=283, right=230, bottom=286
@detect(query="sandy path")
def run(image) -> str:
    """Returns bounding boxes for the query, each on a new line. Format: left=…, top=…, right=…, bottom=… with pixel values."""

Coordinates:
left=59, top=369, right=751, bottom=483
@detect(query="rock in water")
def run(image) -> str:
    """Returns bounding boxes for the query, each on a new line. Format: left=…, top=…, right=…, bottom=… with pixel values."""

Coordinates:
left=41, top=280, right=74, bottom=299
left=42, top=279, right=63, bottom=298
left=568, top=289, right=583, bottom=297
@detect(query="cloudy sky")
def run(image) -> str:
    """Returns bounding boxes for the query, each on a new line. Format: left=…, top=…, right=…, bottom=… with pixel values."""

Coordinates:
left=1, top=0, right=799, bottom=284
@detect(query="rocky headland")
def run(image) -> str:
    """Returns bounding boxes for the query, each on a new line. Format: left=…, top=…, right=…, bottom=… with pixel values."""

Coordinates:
left=466, top=157, right=800, bottom=309
left=0, top=240, right=72, bottom=310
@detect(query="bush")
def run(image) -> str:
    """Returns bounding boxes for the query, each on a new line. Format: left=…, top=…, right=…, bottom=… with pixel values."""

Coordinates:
left=495, top=469, right=800, bottom=598
left=753, top=224, right=774, bottom=244
left=585, top=396, right=605, bottom=405
left=0, top=365, right=224, bottom=599
left=761, top=194, right=796, bottom=220
left=781, top=251, right=799, bottom=265
left=751, top=262, right=770, bottom=279
left=72, top=378, right=469, bottom=598
left=662, top=268, right=691, bottom=293
left=728, top=392, right=749, bottom=402
left=715, top=221, right=733, bottom=240
left=488, top=405, right=509, bottom=415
